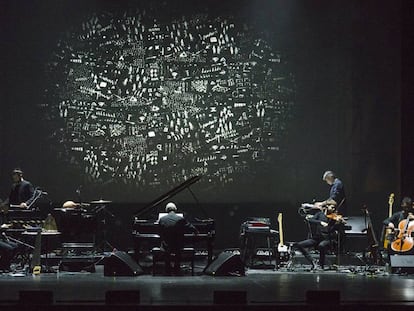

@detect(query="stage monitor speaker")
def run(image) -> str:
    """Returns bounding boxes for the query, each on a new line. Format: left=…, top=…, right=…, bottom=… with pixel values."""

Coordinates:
left=204, top=252, right=245, bottom=276
left=59, top=257, right=96, bottom=273
left=104, top=251, right=143, bottom=276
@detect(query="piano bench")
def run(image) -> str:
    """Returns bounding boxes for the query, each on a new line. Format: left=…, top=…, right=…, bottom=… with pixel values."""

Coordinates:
left=151, top=247, right=195, bottom=276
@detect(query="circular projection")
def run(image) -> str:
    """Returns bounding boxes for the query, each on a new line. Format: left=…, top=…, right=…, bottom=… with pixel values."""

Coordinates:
left=43, top=10, right=295, bottom=190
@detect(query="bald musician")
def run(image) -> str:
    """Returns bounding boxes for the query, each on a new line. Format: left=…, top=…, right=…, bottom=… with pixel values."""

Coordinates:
left=62, top=201, right=80, bottom=209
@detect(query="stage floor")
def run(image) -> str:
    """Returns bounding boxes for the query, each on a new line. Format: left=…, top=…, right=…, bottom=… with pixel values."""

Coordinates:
left=0, top=262, right=414, bottom=309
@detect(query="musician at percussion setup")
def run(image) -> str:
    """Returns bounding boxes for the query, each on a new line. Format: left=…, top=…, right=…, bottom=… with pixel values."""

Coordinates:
left=1, top=168, right=35, bottom=211
left=314, top=171, right=347, bottom=216
left=0, top=169, right=31, bottom=271
left=158, top=202, right=198, bottom=275
left=53, top=200, right=98, bottom=244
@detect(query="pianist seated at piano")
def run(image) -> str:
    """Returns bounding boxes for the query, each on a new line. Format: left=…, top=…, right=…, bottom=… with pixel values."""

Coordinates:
left=158, top=202, right=198, bottom=275
left=1, top=168, right=36, bottom=211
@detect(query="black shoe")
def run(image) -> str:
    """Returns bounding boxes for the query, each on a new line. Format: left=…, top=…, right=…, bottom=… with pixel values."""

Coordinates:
left=311, top=261, right=324, bottom=271
left=308, top=260, right=317, bottom=271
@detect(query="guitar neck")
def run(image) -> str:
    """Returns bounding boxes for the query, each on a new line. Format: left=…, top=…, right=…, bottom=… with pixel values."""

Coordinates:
left=278, top=213, right=284, bottom=246
left=388, top=194, right=394, bottom=218
left=388, top=204, right=393, bottom=218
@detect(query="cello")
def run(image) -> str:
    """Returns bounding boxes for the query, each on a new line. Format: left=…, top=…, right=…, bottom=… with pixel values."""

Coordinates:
left=390, top=214, right=414, bottom=253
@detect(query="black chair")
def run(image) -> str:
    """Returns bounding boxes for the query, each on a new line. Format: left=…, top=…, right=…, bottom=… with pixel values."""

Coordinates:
left=151, top=247, right=195, bottom=275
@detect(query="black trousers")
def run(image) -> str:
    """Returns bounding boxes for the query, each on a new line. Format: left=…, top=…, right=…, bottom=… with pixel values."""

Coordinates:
left=295, top=238, right=331, bottom=267
left=0, top=239, right=18, bottom=270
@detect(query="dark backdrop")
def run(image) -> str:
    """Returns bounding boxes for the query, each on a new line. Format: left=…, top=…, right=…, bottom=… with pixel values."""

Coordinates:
left=0, top=0, right=404, bottom=250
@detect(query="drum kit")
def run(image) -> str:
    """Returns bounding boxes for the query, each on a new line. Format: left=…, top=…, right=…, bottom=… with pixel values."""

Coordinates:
left=54, top=199, right=112, bottom=212
left=53, top=199, right=114, bottom=250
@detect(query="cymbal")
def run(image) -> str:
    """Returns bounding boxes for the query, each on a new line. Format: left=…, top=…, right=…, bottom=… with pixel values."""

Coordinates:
left=90, top=199, right=112, bottom=204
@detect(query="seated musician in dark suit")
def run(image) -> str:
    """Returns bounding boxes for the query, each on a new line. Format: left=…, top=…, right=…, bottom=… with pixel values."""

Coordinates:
left=158, top=202, right=198, bottom=275
left=0, top=168, right=34, bottom=271
left=294, top=208, right=337, bottom=270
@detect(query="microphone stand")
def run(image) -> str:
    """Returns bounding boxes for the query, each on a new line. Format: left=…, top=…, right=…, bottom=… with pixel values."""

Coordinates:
left=93, top=203, right=115, bottom=254
left=76, top=186, right=82, bottom=206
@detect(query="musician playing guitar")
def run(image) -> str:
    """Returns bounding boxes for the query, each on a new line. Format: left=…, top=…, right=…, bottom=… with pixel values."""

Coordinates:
left=0, top=168, right=35, bottom=212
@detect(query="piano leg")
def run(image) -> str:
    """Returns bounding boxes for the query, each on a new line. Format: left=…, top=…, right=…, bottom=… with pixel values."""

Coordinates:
left=207, top=241, right=213, bottom=264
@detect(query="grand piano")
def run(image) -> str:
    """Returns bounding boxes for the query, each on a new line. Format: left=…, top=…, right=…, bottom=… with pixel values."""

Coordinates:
left=132, top=176, right=215, bottom=264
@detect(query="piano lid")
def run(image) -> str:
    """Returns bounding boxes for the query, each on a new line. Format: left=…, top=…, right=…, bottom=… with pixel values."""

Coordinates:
left=133, top=175, right=203, bottom=218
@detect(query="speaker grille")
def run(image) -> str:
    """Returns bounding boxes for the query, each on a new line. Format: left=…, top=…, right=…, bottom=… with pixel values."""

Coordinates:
left=104, top=251, right=143, bottom=276
left=204, top=252, right=245, bottom=276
